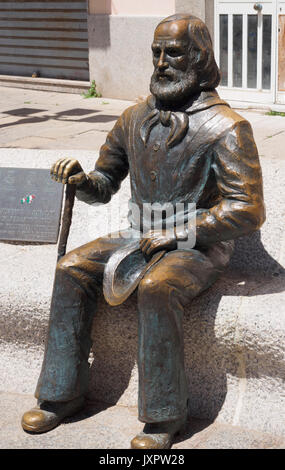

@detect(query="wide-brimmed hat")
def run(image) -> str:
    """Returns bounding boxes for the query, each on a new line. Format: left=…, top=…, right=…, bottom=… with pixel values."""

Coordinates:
left=103, top=241, right=166, bottom=306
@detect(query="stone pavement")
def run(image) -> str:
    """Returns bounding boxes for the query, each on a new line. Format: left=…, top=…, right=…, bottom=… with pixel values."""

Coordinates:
left=0, top=86, right=285, bottom=450
left=1, top=391, right=284, bottom=449
left=0, top=85, right=133, bottom=151
left=0, top=85, right=284, bottom=160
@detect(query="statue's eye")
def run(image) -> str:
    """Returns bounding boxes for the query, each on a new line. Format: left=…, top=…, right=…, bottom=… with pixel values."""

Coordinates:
left=166, top=48, right=182, bottom=57
left=152, top=48, right=161, bottom=58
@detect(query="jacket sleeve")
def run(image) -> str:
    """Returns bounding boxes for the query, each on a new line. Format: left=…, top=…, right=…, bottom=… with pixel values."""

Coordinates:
left=75, top=110, right=130, bottom=205
left=181, top=119, right=266, bottom=246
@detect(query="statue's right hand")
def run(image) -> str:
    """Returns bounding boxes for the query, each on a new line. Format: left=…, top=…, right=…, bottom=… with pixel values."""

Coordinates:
left=50, top=158, right=87, bottom=186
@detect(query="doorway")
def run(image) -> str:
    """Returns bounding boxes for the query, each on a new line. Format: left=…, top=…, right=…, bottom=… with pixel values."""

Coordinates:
left=215, top=0, right=285, bottom=105
left=278, top=6, right=285, bottom=103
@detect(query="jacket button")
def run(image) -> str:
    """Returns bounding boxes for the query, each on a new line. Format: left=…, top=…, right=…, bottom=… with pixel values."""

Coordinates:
left=150, top=170, right=157, bottom=181
left=152, top=142, right=160, bottom=151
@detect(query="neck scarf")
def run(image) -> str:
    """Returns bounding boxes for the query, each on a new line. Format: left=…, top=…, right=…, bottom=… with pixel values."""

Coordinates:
left=140, top=108, right=189, bottom=149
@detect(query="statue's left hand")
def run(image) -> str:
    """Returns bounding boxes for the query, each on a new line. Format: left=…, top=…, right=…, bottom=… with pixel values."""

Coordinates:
left=139, top=229, right=177, bottom=260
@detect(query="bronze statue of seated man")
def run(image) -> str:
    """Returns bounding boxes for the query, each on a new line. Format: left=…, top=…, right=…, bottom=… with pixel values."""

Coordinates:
left=21, top=13, right=265, bottom=449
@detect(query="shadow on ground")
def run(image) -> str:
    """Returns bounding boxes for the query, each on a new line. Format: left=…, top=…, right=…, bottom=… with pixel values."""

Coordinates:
left=0, top=107, right=119, bottom=129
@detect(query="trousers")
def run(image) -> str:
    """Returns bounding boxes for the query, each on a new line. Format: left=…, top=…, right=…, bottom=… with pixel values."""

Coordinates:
left=35, top=231, right=234, bottom=423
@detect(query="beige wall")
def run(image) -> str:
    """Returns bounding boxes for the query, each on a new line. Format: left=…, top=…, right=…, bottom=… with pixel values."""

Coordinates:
left=175, top=0, right=205, bottom=20
left=87, top=0, right=209, bottom=100
left=89, top=0, right=175, bottom=16
left=88, top=0, right=207, bottom=19
left=88, top=15, right=163, bottom=100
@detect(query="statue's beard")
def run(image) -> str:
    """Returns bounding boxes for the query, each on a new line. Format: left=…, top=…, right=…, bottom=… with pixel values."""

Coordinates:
left=150, top=68, right=198, bottom=105
left=139, top=68, right=198, bottom=148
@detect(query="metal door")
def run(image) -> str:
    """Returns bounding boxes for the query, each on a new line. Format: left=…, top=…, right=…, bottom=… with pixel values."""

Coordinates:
left=215, top=0, right=276, bottom=104
left=0, top=1, right=89, bottom=81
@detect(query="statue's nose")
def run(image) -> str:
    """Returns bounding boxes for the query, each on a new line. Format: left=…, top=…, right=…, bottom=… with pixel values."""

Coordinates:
left=157, top=51, right=168, bottom=70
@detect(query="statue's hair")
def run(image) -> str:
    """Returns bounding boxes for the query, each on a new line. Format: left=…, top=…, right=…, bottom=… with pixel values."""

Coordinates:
left=157, top=14, right=221, bottom=90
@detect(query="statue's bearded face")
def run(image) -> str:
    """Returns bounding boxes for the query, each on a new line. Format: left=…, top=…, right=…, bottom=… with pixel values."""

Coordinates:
left=150, top=20, right=198, bottom=105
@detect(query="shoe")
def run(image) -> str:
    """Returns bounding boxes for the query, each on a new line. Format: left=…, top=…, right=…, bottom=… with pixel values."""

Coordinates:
left=130, top=418, right=187, bottom=449
left=21, top=396, right=85, bottom=434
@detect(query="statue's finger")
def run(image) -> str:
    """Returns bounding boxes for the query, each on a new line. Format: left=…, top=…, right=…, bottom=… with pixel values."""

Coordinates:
left=141, top=239, right=153, bottom=254
left=145, top=241, right=159, bottom=257
left=68, top=172, right=85, bottom=185
left=139, top=238, right=149, bottom=251
left=50, top=159, right=65, bottom=180
left=58, top=159, right=72, bottom=183
left=50, top=162, right=57, bottom=181
left=61, top=160, right=80, bottom=183
left=53, top=158, right=68, bottom=181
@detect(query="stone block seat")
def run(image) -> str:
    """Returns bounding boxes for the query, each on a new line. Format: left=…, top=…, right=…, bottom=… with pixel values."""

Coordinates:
left=0, top=151, right=284, bottom=438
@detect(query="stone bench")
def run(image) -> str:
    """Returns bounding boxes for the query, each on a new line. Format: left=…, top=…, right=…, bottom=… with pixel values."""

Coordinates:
left=0, top=149, right=284, bottom=438
left=89, top=229, right=285, bottom=437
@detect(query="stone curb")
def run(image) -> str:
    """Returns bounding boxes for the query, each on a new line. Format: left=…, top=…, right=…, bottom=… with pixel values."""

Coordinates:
left=0, top=75, right=90, bottom=94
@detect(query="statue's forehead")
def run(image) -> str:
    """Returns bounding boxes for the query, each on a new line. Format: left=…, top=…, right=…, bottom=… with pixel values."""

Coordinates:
left=154, top=20, right=189, bottom=43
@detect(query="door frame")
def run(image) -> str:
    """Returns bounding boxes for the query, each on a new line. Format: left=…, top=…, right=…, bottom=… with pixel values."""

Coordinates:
left=277, top=2, right=285, bottom=104
left=214, top=0, right=280, bottom=105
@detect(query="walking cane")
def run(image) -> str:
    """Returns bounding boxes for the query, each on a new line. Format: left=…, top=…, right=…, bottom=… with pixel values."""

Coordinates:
left=57, top=183, right=76, bottom=262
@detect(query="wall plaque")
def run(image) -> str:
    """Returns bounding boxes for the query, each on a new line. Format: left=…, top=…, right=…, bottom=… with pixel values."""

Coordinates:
left=0, top=167, right=64, bottom=243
